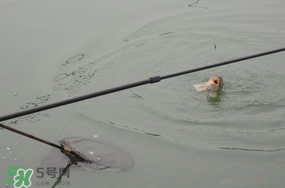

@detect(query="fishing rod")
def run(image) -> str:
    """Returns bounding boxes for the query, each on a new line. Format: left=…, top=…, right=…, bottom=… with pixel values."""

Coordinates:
left=0, top=47, right=284, bottom=163
left=0, top=123, right=89, bottom=162
left=0, top=47, right=285, bottom=122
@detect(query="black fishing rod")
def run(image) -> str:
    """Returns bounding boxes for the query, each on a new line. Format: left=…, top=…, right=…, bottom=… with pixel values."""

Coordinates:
left=0, top=47, right=285, bottom=122
left=0, top=47, right=284, bottom=163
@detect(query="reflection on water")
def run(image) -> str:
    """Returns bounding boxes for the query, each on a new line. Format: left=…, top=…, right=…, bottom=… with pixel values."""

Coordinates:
left=207, top=89, right=223, bottom=104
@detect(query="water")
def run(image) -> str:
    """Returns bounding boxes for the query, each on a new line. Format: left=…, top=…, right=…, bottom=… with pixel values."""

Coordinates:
left=1, top=0, right=285, bottom=187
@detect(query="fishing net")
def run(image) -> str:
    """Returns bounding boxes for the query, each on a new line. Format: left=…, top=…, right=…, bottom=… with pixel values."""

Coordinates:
left=41, top=137, right=134, bottom=170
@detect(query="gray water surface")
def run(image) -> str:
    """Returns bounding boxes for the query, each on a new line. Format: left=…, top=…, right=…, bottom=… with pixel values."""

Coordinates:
left=1, top=0, right=285, bottom=187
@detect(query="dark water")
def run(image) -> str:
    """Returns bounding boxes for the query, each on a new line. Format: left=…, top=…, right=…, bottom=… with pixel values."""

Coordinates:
left=1, top=0, right=285, bottom=187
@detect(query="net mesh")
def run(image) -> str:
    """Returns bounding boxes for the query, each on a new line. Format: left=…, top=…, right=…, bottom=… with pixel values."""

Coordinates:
left=42, top=137, right=134, bottom=170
